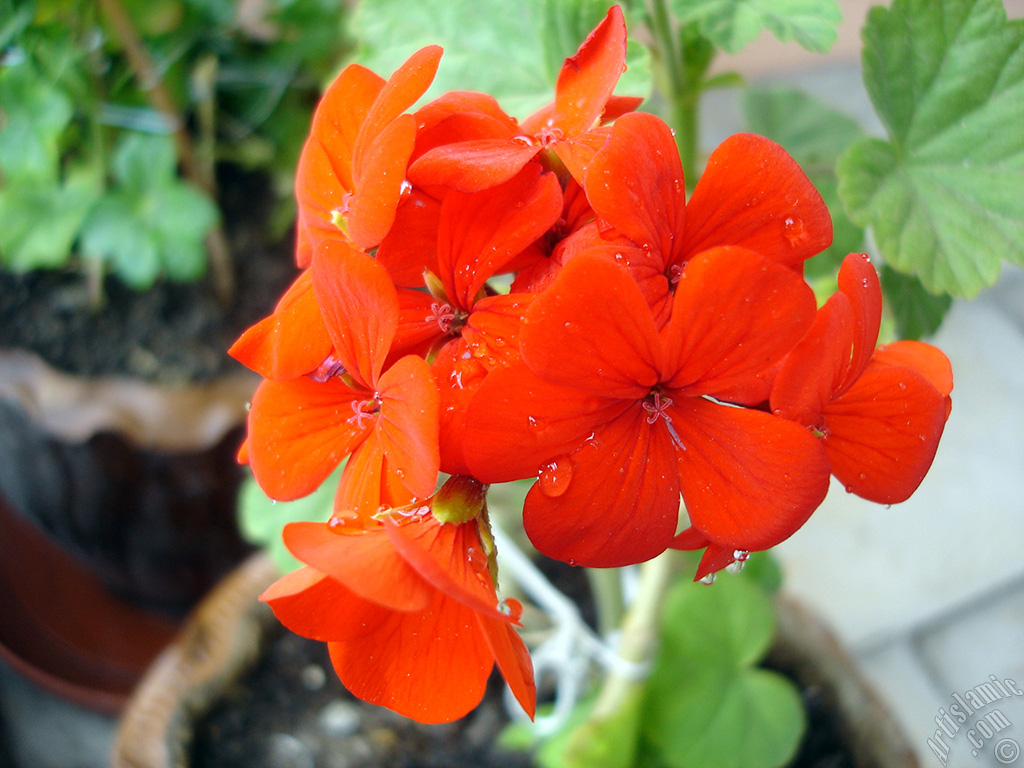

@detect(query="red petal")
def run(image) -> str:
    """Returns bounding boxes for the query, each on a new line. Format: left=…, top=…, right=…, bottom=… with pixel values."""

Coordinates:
left=523, top=405, right=680, bottom=567
left=432, top=339, right=487, bottom=476
left=770, top=292, right=855, bottom=427
left=671, top=397, right=830, bottom=550
left=327, top=590, right=493, bottom=723
left=347, top=114, right=417, bottom=248
left=247, top=377, right=368, bottom=500
left=476, top=611, right=536, bottom=719
left=557, top=224, right=672, bottom=324
left=682, top=134, right=832, bottom=267
left=282, top=522, right=433, bottom=611
left=873, top=340, right=953, bottom=398
left=300, top=63, right=384, bottom=209
left=584, top=112, right=686, bottom=264
left=551, top=126, right=612, bottom=185
left=437, top=166, right=562, bottom=307
left=294, top=138, right=352, bottom=250
left=600, top=95, right=644, bottom=123
left=386, top=516, right=505, bottom=618
left=261, top=566, right=376, bottom=641
left=353, top=45, right=442, bottom=177
left=464, top=362, right=630, bottom=483
left=408, top=139, right=541, bottom=193
left=692, top=544, right=739, bottom=581
left=836, top=253, right=882, bottom=392
left=333, top=432, right=411, bottom=520
left=228, top=270, right=331, bottom=380
left=376, top=189, right=443, bottom=287
left=822, top=365, right=948, bottom=503
left=377, top=354, right=441, bottom=499
left=462, top=292, right=533, bottom=370
left=311, top=239, right=398, bottom=387
left=661, top=247, right=817, bottom=397
left=522, top=256, right=661, bottom=399
left=415, top=90, right=519, bottom=137
left=549, top=5, right=627, bottom=137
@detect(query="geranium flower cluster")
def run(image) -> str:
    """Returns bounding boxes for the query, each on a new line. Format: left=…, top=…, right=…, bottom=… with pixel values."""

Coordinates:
left=230, top=6, right=952, bottom=724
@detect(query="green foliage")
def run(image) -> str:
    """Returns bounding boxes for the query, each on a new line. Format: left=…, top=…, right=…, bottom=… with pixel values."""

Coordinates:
left=666, top=0, right=841, bottom=54
left=0, top=0, right=350, bottom=287
left=838, top=0, right=1024, bottom=298
left=236, top=467, right=340, bottom=574
left=641, top=575, right=805, bottom=768
left=880, top=265, right=953, bottom=340
left=508, top=559, right=799, bottom=768
left=80, top=133, right=217, bottom=288
left=351, top=0, right=651, bottom=119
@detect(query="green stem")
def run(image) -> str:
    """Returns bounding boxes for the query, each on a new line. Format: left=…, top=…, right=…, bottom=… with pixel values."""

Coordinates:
left=586, top=567, right=626, bottom=638
left=587, top=550, right=678, bottom=721
left=644, top=0, right=713, bottom=176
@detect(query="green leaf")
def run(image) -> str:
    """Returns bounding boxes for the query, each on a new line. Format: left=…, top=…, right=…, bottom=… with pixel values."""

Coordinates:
left=667, top=0, right=841, bottom=54
left=236, top=467, right=341, bottom=575
left=563, top=687, right=644, bottom=768
left=837, top=0, right=1024, bottom=298
left=0, top=168, right=101, bottom=271
left=351, top=0, right=650, bottom=119
left=0, top=61, right=73, bottom=183
left=80, top=132, right=217, bottom=288
left=641, top=576, right=805, bottom=768
left=880, top=265, right=953, bottom=340
left=743, top=88, right=865, bottom=281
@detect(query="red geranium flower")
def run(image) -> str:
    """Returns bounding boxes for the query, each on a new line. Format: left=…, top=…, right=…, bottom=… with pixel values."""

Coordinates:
left=261, top=477, right=535, bottom=724
left=770, top=253, right=952, bottom=503
left=295, top=45, right=443, bottom=265
left=559, top=112, right=833, bottom=324
left=408, top=5, right=637, bottom=192
left=465, top=250, right=831, bottom=567
left=245, top=239, right=439, bottom=518
left=386, top=165, right=563, bottom=475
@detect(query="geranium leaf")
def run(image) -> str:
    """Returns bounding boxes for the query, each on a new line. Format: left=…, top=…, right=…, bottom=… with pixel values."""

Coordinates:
left=641, top=576, right=805, bottom=768
left=351, top=0, right=649, bottom=119
left=837, top=0, right=1024, bottom=298
left=237, top=467, right=341, bottom=575
left=880, top=265, right=953, bottom=340
left=0, top=168, right=101, bottom=271
left=81, top=132, right=217, bottom=288
left=667, top=0, right=841, bottom=54
left=0, top=61, right=72, bottom=183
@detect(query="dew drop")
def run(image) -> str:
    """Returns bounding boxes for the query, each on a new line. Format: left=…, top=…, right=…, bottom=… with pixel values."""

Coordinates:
left=700, top=573, right=716, bottom=585
left=527, top=415, right=538, bottom=427
left=399, top=179, right=413, bottom=196
left=538, top=455, right=574, bottom=497
left=783, top=216, right=806, bottom=246
left=466, top=546, right=489, bottom=575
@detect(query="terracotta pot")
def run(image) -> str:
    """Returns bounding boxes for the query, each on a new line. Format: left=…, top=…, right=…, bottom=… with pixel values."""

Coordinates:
left=0, top=350, right=257, bottom=712
left=112, top=552, right=920, bottom=768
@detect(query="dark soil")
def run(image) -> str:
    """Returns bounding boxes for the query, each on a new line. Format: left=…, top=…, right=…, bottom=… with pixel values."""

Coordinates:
left=192, top=626, right=855, bottom=768
left=193, top=624, right=536, bottom=768
left=192, top=563, right=853, bottom=768
left=0, top=166, right=299, bottom=383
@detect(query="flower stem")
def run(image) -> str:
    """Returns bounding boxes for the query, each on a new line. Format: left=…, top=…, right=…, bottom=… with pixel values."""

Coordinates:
left=644, top=0, right=714, bottom=177
left=587, top=550, right=678, bottom=721
left=586, top=567, right=626, bottom=639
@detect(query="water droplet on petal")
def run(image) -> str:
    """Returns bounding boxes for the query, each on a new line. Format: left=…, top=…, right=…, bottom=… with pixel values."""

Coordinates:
left=399, top=179, right=413, bottom=196
left=538, top=455, right=574, bottom=497
left=467, top=546, right=489, bottom=574
left=700, top=573, right=716, bottom=585
left=783, top=216, right=807, bottom=247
